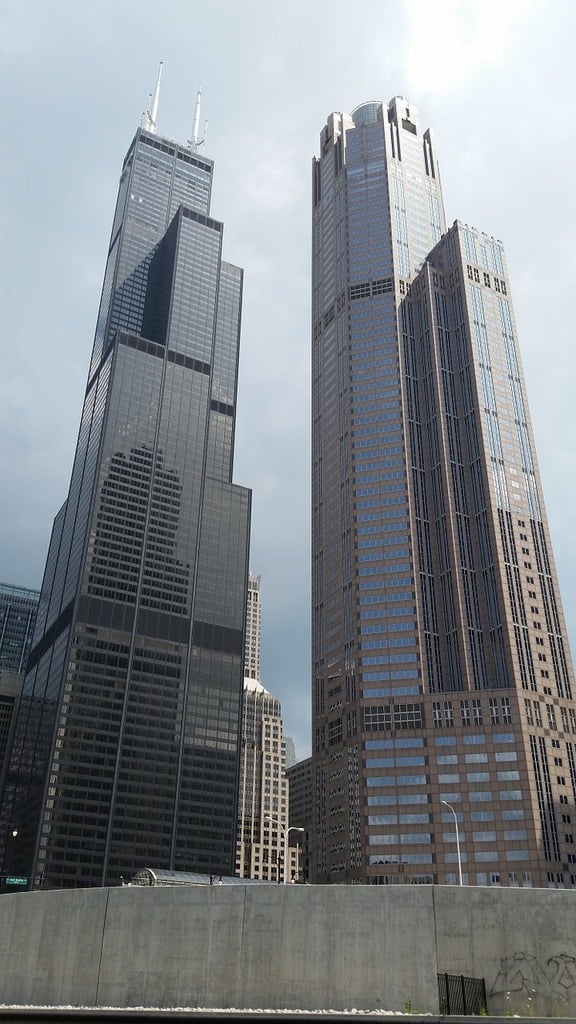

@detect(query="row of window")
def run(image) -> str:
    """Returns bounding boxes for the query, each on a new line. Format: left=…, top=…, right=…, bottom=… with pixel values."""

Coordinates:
left=432, top=697, right=512, bottom=728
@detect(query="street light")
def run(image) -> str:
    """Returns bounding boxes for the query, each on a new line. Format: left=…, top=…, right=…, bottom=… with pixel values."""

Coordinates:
left=266, top=818, right=305, bottom=884
left=441, top=800, right=463, bottom=886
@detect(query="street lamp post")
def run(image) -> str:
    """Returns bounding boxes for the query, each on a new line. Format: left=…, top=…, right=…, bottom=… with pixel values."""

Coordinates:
left=266, top=818, right=305, bottom=883
left=441, top=800, right=463, bottom=886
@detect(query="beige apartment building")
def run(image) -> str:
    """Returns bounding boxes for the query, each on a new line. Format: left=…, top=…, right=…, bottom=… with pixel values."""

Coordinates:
left=237, top=575, right=293, bottom=881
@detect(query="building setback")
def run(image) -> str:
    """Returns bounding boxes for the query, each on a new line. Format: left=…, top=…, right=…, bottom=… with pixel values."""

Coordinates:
left=0, top=78, right=251, bottom=889
left=311, top=96, right=576, bottom=886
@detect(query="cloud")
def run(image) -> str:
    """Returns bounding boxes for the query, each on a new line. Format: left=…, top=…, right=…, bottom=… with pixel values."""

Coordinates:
left=403, top=0, right=543, bottom=93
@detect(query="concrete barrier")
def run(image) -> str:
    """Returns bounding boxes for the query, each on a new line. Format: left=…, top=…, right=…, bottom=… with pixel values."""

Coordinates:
left=0, top=884, right=574, bottom=1014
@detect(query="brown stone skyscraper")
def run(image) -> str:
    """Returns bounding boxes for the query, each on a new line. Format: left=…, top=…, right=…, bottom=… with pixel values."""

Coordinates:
left=311, top=97, right=576, bottom=887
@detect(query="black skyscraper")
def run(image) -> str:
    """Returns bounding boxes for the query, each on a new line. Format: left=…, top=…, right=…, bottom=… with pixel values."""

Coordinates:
left=0, top=79, right=251, bottom=889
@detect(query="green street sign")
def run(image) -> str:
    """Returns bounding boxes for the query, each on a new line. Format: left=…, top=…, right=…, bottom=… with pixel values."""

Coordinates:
left=5, top=877, right=27, bottom=886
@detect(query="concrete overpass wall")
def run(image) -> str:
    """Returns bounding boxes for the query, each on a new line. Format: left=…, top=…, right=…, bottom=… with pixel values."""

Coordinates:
left=0, top=885, right=573, bottom=1014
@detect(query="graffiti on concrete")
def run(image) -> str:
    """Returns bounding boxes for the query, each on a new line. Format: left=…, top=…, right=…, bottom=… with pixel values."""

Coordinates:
left=491, top=952, right=576, bottom=1002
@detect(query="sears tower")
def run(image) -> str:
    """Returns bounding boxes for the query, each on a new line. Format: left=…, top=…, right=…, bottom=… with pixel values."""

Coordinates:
left=0, top=70, right=251, bottom=888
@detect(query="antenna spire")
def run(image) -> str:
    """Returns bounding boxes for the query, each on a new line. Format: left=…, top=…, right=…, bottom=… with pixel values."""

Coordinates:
left=142, top=61, right=163, bottom=134
left=189, top=85, right=207, bottom=151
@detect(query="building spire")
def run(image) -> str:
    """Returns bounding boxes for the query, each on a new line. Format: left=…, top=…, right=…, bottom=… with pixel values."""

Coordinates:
left=189, top=85, right=208, bottom=151
left=141, top=61, right=163, bottom=134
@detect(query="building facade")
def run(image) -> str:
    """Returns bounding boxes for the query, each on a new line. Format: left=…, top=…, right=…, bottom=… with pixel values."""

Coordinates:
left=0, top=84, right=251, bottom=889
left=0, top=583, right=39, bottom=675
left=236, top=677, right=290, bottom=881
left=236, top=573, right=294, bottom=881
left=0, top=584, right=40, bottom=844
left=287, top=755, right=313, bottom=882
left=284, top=735, right=297, bottom=769
left=244, top=573, right=262, bottom=682
left=311, top=96, right=576, bottom=886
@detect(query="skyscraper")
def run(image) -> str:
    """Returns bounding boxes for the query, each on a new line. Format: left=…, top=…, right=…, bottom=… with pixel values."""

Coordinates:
left=0, top=583, right=39, bottom=675
left=236, top=678, right=289, bottom=881
left=244, top=573, right=262, bottom=681
left=287, top=755, right=313, bottom=882
left=312, top=96, right=576, bottom=887
left=0, top=75, right=251, bottom=889
left=236, top=573, right=291, bottom=881
left=0, top=583, right=39, bottom=832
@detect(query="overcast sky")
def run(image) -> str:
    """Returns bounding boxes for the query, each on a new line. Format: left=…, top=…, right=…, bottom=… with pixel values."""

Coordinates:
left=1, top=0, right=575, bottom=760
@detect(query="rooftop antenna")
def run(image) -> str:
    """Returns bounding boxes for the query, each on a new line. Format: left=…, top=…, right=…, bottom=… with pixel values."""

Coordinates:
left=142, top=61, right=163, bottom=134
left=189, top=85, right=207, bottom=151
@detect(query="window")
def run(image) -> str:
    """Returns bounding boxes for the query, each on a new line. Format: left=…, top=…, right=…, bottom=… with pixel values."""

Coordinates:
left=394, top=704, right=424, bottom=730
left=364, top=705, right=391, bottom=732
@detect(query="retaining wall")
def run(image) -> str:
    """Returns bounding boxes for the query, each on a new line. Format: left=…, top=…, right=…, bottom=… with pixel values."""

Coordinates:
left=0, top=885, right=573, bottom=1014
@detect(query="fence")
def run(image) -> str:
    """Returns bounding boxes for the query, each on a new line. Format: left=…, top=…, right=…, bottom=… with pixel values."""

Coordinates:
left=437, top=972, right=487, bottom=1015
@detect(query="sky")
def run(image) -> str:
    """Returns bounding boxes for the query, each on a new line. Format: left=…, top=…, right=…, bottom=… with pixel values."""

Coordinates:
left=1, top=0, right=575, bottom=761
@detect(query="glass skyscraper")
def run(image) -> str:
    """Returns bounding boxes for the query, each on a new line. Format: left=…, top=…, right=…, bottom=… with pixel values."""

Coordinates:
left=312, top=97, right=576, bottom=887
left=0, top=583, right=40, bottom=814
left=0, top=583, right=39, bottom=675
left=0, top=89, right=251, bottom=889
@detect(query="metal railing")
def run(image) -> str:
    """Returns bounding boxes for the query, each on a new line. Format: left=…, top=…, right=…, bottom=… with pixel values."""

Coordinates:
left=437, top=972, right=487, bottom=1015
